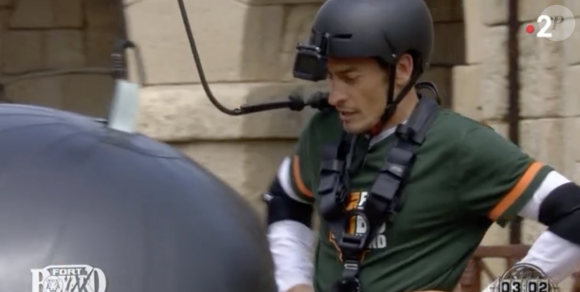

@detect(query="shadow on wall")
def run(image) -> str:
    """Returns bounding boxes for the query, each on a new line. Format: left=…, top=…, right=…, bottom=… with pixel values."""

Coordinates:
left=230, top=83, right=325, bottom=203
left=420, top=0, right=466, bottom=108
left=238, top=2, right=323, bottom=133
left=236, top=2, right=325, bottom=196
left=0, top=0, right=125, bottom=118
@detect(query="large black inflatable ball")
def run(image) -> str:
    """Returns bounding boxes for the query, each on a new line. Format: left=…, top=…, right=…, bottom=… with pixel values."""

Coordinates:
left=0, top=104, right=277, bottom=292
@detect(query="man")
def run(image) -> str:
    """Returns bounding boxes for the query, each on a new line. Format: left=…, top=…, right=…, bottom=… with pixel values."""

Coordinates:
left=0, top=103, right=277, bottom=292
left=263, top=0, right=580, bottom=292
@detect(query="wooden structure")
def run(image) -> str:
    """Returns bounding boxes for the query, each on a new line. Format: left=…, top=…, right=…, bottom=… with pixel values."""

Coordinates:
left=459, top=245, right=580, bottom=292
left=459, top=245, right=529, bottom=292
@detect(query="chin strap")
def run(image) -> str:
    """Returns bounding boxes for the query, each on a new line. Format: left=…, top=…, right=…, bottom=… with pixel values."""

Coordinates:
left=368, top=77, right=439, bottom=137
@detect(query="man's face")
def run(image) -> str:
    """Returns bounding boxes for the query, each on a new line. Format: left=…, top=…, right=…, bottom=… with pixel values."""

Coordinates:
left=326, top=55, right=413, bottom=133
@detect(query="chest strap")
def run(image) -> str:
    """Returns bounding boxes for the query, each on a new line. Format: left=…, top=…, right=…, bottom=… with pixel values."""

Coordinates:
left=318, top=96, right=440, bottom=292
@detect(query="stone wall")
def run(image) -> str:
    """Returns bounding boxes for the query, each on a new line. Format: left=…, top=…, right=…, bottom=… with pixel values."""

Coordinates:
left=2, top=0, right=580, bottom=289
left=455, top=0, right=580, bottom=289
left=0, top=0, right=122, bottom=117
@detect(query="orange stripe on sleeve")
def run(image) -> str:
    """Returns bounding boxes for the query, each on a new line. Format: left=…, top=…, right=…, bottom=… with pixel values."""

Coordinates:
left=292, top=155, right=313, bottom=198
left=488, top=161, right=543, bottom=221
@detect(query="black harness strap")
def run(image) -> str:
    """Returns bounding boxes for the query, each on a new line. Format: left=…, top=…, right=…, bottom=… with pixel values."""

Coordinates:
left=318, top=97, right=440, bottom=292
left=319, top=132, right=356, bottom=221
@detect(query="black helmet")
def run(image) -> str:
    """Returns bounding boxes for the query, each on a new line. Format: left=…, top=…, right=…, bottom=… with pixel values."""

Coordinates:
left=293, top=0, right=435, bottom=123
left=0, top=104, right=276, bottom=292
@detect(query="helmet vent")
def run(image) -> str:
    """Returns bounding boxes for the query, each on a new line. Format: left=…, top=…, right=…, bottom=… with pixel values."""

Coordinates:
left=332, top=34, right=352, bottom=39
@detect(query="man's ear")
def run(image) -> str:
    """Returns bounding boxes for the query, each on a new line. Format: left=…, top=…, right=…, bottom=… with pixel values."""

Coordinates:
left=395, top=54, right=414, bottom=85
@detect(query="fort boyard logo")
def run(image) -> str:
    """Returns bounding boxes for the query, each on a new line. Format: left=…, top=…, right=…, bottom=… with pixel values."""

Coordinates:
left=31, top=264, right=107, bottom=292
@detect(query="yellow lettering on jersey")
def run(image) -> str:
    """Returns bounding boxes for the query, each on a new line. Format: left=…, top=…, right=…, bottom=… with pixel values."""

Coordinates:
left=328, top=191, right=388, bottom=262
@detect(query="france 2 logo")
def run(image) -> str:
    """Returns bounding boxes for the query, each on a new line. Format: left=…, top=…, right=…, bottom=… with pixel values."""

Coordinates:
left=533, top=5, right=576, bottom=42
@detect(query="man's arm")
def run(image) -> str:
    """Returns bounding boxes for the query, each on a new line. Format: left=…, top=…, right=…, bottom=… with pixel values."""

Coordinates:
left=516, top=172, right=580, bottom=283
left=454, top=125, right=580, bottom=287
left=265, top=118, right=317, bottom=292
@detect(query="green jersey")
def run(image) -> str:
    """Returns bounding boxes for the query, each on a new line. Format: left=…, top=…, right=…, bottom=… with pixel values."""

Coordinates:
left=285, top=108, right=552, bottom=292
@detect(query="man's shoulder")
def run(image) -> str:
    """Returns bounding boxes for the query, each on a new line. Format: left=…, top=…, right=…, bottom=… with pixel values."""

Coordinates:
left=420, top=109, right=513, bottom=161
left=294, top=109, right=342, bottom=186
left=308, top=109, right=341, bottom=129
left=301, top=109, right=342, bottom=140
left=293, top=109, right=342, bottom=168
left=427, top=109, right=489, bottom=144
left=427, top=109, right=520, bottom=161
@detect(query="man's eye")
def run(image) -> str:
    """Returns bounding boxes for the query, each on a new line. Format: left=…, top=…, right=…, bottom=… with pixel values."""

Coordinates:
left=344, top=75, right=358, bottom=82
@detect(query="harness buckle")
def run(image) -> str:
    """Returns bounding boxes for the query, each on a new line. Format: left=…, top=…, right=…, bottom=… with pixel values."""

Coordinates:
left=335, top=274, right=361, bottom=292
left=332, top=260, right=362, bottom=292
left=338, top=233, right=366, bottom=251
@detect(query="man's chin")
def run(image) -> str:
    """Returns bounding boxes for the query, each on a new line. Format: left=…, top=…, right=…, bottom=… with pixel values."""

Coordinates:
left=341, top=121, right=372, bottom=134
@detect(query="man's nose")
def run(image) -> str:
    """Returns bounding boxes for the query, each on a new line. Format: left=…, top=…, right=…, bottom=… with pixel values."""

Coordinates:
left=328, top=84, right=348, bottom=106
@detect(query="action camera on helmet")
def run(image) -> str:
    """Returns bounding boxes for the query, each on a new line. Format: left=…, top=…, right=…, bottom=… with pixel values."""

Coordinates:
left=293, top=43, right=328, bottom=82
left=292, top=31, right=330, bottom=82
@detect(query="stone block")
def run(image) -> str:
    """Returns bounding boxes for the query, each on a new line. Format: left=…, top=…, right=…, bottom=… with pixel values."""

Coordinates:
left=137, top=82, right=325, bottom=142
left=562, top=117, right=580, bottom=178
left=237, top=0, right=322, bottom=5
left=571, top=118, right=580, bottom=163
left=85, top=0, right=123, bottom=29
left=563, top=17, right=580, bottom=65
left=4, top=76, right=63, bottom=108
left=426, top=0, right=463, bottom=22
left=518, top=23, right=564, bottom=119
left=61, top=75, right=115, bottom=117
left=175, top=140, right=296, bottom=216
left=485, top=0, right=578, bottom=25
left=44, top=30, right=85, bottom=69
left=482, top=0, right=508, bottom=25
left=9, top=0, right=54, bottom=28
left=85, top=29, right=119, bottom=67
left=480, top=26, right=508, bottom=121
left=561, top=65, right=580, bottom=117
left=462, top=0, right=484, bottom=64
left=574, top=162, right=580, bottom=184
left=451, top=65, right=482, bottom=120
left=522, top=219, right=546, bottom=246
left=124, top=0, right=285, bottom=85
left=563, top=0, right=580, bottom=15
left=53, top=0, right=82, bottom=27
left=485, top=121, right=509, bottom=139
left=0, top=10, right=8, bottom=73
left=431, top=22, right=465, bottom=66
left=0, top=9, right=9, bottom=30
left=419, top=67, right=451, bottom=106
left=279, top=4, right=321, bottom=81
left=519, top=0, right=566, bottom=23
left=559, top=278, right=574, bottom=292
left=519, top=118, right=566, bottom=171
left=482, top=224, right=509, bottom=245
left=2, top=31, right=44, bottom=73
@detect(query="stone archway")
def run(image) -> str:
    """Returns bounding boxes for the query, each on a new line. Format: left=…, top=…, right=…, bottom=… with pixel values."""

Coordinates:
left=0, top=0, right=124, bottom=117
